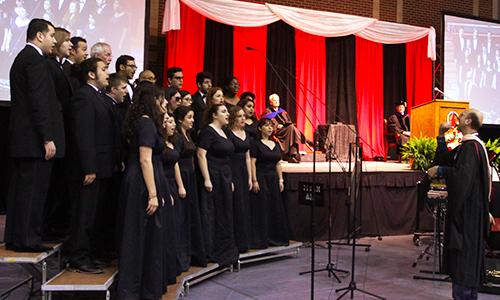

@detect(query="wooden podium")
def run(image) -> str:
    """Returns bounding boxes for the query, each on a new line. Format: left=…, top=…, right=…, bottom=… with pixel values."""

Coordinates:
left=410, top=99, right=469, bottom=138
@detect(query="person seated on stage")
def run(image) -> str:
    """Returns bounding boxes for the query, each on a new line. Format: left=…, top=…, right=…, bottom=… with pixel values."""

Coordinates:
left=262, top=93, right=309, bottom=163
left=238, top=92, right=258, bottom=139
left=387, top=100, right=411, bottom=146
left=223, top=76, right=240, bottom=108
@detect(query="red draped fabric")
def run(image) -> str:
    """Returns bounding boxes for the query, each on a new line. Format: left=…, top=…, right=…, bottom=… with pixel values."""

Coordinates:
left=406, top=37, right=433, bottom=114
left=164, top=2, right=205, bottom=93
left=294, top=29, right=326, bottom=141
left=355, top=37, right=385, bottom=160
left=233, top=26, right=267, bottom=116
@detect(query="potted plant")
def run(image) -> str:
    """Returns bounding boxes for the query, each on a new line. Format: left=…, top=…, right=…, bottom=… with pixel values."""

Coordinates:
left=401, top=136, right=437, bottom=171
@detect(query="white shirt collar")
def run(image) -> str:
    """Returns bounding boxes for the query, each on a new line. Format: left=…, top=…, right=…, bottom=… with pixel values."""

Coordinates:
left=27, top=43, right=43, bottom=56
left=87, top=83, right=99, bottom=92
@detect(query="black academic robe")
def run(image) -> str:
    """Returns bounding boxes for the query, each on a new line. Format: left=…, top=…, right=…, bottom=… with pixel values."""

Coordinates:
left=441, top=139, right=490, bottom=288
left=388, top=112, right=410, bottom=145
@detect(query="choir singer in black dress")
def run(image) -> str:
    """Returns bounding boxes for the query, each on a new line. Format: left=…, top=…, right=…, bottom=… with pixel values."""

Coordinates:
left=161, top=113, right=180, bottom=284
left=197, top=104, right=239, bottom=266
left=173, top=106, right=207, bottom=267
left=238, top=92, right=258, bottom=140
left=250, top=118, right=290, bottom=248
left=226, top=106, right=252, bottom=253
left=117, top=84, right=169, bottom=299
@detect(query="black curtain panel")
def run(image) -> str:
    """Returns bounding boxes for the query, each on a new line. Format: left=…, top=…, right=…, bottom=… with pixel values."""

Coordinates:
left=383, top=44, right=407, bottom=119
left=266, top=21, right=296, bottom=120
left=203, top=19, right=234, bottom=88
left=325, top=35, right=357, bottom=127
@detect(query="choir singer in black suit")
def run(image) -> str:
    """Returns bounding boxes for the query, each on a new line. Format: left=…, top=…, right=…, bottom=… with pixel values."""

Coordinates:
left=192, top=72, right=212, bottom=134
left=66, top=57, right=114, bottom=274
left=5, top=18, right=64, bottom=253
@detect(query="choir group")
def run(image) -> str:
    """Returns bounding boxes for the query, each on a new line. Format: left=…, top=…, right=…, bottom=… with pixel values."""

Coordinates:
left=5, top=18, right=292, bottom=300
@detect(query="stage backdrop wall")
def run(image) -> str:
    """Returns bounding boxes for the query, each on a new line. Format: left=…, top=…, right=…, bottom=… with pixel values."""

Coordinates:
left=163, top=1, right=434, bottom=159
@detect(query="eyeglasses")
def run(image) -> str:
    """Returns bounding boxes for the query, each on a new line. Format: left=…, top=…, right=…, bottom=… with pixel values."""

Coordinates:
left=173, top=76, right=184, bottom=80
left=126, top=64, right=137, bottom=69
left=175, top=96, right=181, bottom=101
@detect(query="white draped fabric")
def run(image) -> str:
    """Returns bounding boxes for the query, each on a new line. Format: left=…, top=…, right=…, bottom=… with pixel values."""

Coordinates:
left=265, top=3, right=376, bottom=37
left=163, top=0, right=436, bottom=60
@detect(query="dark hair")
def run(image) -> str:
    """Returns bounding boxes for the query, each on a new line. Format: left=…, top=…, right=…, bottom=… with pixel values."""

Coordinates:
left=228, top=105, right=244, bottom=129
left=173, top=105, right=194, bottom=127
left=164, top=112, right=177, bottom=143
left=237, top=94, right=257, bottom=122
left=222, top=76, right=238, bottom=95
left=105, top=73, right=127, bottom=92
left=166, top=67, right=182, bottom=79
left=165, top=86, right=179, bottom=101
left=79, top=57, right=104, bottom=83
left=240, top=91, right=255, bottom=102
left=203, top=103, right=225, bottom=128
left=256, top=118, right=274, bottom=140
left=70, top=36, right=87, bottom=48
left=115, top=54, right=135, bottom=73
left=123, top=82, right=165, bottom=140
left=206, top=87, right=223, bottom=105
left=179, top=90, right=190, bottom=99
left=27, top=19, right=53, bottom=42
left=196, top=71, right=212, bottom=84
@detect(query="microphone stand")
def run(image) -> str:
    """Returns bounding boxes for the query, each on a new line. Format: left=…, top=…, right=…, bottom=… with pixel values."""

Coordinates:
left=299, top=139, right=349, bottom=283
left=336, top=142, right=385, bottom=300
left=280, top=64, right=377, bottom=248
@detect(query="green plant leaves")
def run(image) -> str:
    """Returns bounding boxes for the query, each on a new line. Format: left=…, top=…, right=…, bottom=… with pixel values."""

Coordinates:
left=400, top=136, right=437, bottom=171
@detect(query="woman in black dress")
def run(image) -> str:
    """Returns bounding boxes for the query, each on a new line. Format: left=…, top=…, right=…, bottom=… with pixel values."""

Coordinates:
left=197, top=104, right=239, bottom=266
left=226, top=106, right=252, bottom=253
left=117, top=84, right=169, bottom=299
left=173, top=106, right=207, bottom=267
left=250, top=118, right=290, bottom=248
left=161, top=113, right=182, bottom=283
left=238, top=92, right=258, bottom=140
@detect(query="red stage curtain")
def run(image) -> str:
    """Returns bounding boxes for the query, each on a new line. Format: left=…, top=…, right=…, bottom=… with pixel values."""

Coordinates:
left=406, top=37, right=433, bottom=114
left=233, top=26, right=267, bottom=116
left=295, top=29, right=326, bottom=141
left=164, top=2, right=205, bottom=93
left=355, top=37, right=385, bottom=160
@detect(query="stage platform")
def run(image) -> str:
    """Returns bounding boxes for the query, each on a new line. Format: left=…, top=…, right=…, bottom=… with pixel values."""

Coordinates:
left=0, top=243, right=62, bottom=299
left=281, top=160, right=433, bottom=241
left=282, top=160, right=413, bottom=173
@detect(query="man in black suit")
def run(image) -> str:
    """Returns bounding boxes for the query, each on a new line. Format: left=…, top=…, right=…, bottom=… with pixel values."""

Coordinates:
left=115, top=54, right=137, bottom=104
left=6, top=19, right=64, bottom=252
left=166, top=66, right=184, bottom=89
left=98, top=73, right=128, bottom=256
left=66, top=57, right=114, bottom=274
left=43, top=27, right=75, bottom=241
left=192, top=71, right=212, bottom=133
left=63, top=36, right=88, bottom=91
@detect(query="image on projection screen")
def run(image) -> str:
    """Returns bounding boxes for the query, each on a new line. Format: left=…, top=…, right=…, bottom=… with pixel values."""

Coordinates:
left=444, top=14, right=500, bottom=124
left=0, top=0, right=145, bottom=101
